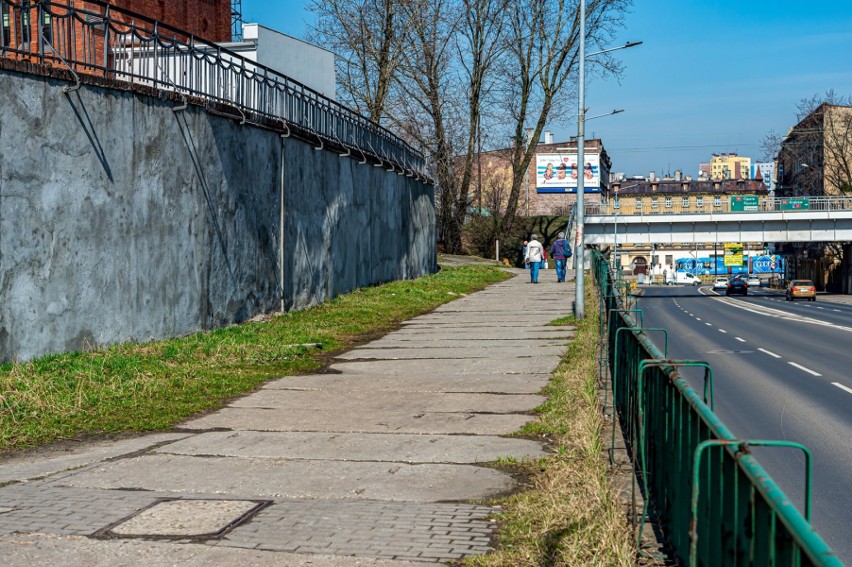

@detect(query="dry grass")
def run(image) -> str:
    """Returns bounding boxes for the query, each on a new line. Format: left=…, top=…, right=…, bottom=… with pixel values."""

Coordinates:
left=467, top=282, right=634, bottom=566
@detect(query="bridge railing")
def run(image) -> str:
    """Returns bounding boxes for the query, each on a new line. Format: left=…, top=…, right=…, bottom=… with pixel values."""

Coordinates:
left=0, top=0, right=426, bottom=178
left=587, top=195, right=852, bottom=216
left=593, top=250, right=842, bottom=566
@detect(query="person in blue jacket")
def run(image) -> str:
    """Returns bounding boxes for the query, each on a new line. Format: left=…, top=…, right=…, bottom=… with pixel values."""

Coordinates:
left=550, top=231, right=571, bottom=283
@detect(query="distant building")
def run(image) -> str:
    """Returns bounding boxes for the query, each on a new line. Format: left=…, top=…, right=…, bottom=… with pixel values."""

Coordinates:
left=708, top=152, right=751, bottom=180
left=751, top=162, right=775, bottom=192
left=776, top=103, right=852, bottom=197
left=605, top=176, right=767, bottom=213
left=601, top=176, right=768, bottom=277
left=468, top=138, right=612, bottom=217
left=220, top=23, right=337, bottom=100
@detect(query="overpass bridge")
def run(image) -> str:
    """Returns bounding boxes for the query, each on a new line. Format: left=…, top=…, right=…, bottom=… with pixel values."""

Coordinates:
left=583, top=196, right=852, bottom=245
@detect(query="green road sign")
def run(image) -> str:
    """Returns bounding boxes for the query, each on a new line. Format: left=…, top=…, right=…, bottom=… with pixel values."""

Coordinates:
left=730, top=195, right=759, bottom=211
left=780, top=197, right=810, bottom=210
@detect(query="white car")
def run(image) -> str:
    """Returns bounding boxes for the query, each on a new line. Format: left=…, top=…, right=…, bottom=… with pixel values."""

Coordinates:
left=712, top=278, right=728, bottom=290
left=747, top=275, right=761, bottom=287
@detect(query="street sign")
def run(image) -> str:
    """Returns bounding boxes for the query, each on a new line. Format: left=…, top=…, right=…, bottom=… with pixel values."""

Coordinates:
left=731, top=195, right=759, bottom=212
left=780, top=197, right=810, bottom=210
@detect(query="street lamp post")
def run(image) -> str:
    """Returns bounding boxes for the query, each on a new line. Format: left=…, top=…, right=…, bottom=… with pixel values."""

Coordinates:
left=574, top=0, right=587, bottom=319
left=572, top=3, right=641, bottom=318
left=613, top=189, right=619, bottom=273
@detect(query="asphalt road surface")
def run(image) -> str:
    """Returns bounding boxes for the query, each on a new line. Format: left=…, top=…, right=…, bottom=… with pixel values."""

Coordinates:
left=636, top=284, right=852, bottom=563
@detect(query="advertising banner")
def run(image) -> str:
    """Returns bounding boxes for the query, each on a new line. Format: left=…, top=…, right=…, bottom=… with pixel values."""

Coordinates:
left=536, top=153, right=600, bottom=193
left=724, top=243, right=743, bottom=267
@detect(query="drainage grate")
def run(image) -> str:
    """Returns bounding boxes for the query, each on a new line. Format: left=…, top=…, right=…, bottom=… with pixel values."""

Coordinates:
left=94, top=498, right=270, bottom=540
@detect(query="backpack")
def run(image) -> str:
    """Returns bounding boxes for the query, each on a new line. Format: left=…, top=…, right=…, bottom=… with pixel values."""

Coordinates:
left=562, top=239, right=572, bottom=258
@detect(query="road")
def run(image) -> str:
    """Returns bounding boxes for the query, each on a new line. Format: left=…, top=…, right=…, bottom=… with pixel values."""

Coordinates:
left=635, top=284, right=852, bottom=564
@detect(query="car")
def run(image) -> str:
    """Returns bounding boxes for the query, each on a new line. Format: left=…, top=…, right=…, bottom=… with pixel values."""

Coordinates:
left=712, top=277, right=728, bottom=290
left=725, top=276, right=748, bottom=296
left=786, top=279, right=816, bottom=301
left=746, top=275, right=761, bottom=287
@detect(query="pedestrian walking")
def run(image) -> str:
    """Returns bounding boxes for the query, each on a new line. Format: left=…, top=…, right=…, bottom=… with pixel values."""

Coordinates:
left=550, top=231, right=572, bottom=282
left=525, top=234, right=544, bottom=283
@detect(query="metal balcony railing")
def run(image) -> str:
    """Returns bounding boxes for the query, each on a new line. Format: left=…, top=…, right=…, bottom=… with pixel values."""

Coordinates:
left=0, top=0, right=426, bottom=178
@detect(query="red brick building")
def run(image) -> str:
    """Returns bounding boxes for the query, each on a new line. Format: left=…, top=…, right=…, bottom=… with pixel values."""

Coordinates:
left=1, top=0, right=231, bottom=55
left=91, top=0, right=232, bottom=42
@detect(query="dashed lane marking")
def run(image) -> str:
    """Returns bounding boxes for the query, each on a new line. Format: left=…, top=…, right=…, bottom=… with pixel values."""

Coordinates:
left=759, top=348, right=782, bottom=358
left=788, top=362, right=821, bottom=376
left=833, top=382, right=852, bottom=396
left=735, top=337, right=746, bottom=342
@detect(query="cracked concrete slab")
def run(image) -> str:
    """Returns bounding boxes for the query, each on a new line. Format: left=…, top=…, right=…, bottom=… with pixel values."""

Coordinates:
left=326, top=357, right=561, bottom=375
left=334, top=346, right=566, bottom=360
left=261, top=373, right=550, bottom=394
left=155, top=431, right=547, bottom=463
left=0, top=434, right=190, bottom=484
left=62, top=455, right=517, bottom=502
left=179, top=407, right=534, bottom=434
left=225, top=390, right=546, bottom=413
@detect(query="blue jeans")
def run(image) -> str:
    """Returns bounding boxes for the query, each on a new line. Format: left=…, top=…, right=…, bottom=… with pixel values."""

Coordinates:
left=555, top=259, right=566, bottom=282
left=529, top=261, right=540, bottom=283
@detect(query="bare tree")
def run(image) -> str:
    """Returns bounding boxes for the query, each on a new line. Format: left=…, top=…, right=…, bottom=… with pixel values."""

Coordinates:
left=307, top=0, right=407, bottom=124
left=392, top=0, right=508, bottom=253
left=498, top=0, right=630, bottom=237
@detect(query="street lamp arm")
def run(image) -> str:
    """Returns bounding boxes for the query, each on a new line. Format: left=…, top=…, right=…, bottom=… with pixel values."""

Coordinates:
left=587, top=109, right=624, bottom=121
left=585, top=40, right=643, bottom=59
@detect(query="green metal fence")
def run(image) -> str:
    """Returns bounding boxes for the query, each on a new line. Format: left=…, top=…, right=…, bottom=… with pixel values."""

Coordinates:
left=592, top=251, right=843, bottom=566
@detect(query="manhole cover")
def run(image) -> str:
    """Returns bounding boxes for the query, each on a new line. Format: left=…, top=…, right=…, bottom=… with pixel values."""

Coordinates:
left=95, top=498, right=270, bottom=540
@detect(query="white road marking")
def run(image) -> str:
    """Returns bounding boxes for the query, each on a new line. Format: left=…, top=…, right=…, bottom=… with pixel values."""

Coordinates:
left=788, top=362, right=821, bottom=376
left=718, top=329, right=727, bottom=334
left=735, top=337, right=746, bottom=342
left=833, top=382, right=852, bottom=395
left=696, top=318, right=701, bottom=321
left=834, top=309, right=842, bottom=313
left=759, top=348, right=782, bottom=358
left=705, top=323, right=712, bottom=326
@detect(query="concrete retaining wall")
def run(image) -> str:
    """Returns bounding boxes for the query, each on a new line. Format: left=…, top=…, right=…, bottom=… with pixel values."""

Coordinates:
left=0, top=69, right=436, bottom=362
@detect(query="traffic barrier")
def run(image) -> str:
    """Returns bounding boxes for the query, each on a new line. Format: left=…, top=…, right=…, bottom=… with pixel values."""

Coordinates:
left=593, top=250, right=841, bottom=566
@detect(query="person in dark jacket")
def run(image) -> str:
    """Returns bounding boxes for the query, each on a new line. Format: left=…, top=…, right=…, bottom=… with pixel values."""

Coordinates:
left=550, top=231, right=571, bottom=283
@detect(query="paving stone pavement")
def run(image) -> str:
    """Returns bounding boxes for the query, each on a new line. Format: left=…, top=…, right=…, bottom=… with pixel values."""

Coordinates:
left=0, top=268, right=575, bottom=566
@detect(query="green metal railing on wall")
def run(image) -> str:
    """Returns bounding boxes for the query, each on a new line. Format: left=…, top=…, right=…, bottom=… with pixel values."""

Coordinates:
left=592, top=251, right=843, bottom=566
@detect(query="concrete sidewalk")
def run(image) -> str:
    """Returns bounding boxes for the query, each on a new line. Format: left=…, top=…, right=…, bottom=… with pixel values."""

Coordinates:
left=0, top=268, right=575, bottom=566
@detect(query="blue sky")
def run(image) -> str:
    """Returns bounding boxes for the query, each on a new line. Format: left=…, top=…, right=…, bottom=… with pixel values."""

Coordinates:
left=241, top=0, right=852, bottom=177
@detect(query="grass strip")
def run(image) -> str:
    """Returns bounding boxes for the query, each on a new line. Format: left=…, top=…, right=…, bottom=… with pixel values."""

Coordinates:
left=467, top=280, right=634, bottom=566
left=0, top=264, right=511, bottom=452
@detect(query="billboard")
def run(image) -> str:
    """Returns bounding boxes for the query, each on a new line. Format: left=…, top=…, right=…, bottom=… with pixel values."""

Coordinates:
left=536, top=153, right=600, bottom=193
left=724, top=243, right=743, bottom=267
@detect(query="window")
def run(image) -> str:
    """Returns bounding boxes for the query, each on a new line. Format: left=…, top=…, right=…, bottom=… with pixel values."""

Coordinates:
left=2, top=2, right=10, bottom=47
left=20, top=0, right=30, bottom=45
left=714, top=195, right=721, bottom=207
left=614, top=199, right=620, bottom=210
left=651, top=197, right=659, bottom=209
left=697, top=196, right=704, bottom=208
left=41, top=7, right=51, bottom=44
left=682, top=196, right=689, bottom=208
left=665, top=197, right=672, bottom=208
left=637, top=199, right=644, bottom=209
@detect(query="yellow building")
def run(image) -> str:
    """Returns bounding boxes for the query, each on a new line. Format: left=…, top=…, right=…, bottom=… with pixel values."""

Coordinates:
left=600, top=176, right=768, bottom=276
left=709, top=153, right=751, bottom=180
